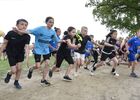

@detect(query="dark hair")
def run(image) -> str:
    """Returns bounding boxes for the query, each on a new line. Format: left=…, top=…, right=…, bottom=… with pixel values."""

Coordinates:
left=45, top=16, right=54, bottom=24
left=16, top=19, right=28, bottom=25
left=63, top=26, right=75, bottom=36
left=64, top=31, right=68, bottom=35
left=54, top=27, right=60, bottom=33
left=67, top=26, right=75, bottom=33
left=106, top=29, right=117, bottom=38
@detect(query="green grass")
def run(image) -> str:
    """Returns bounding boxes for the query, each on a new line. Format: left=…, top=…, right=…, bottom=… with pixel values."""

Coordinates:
left=0, top=59, right=9, bottom=77
left=0, top=55, right=68, bottom=78
left=0, top=56, right=35, bottom=78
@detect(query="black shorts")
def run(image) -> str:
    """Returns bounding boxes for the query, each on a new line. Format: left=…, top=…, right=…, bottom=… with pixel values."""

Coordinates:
left=91, top=50, right=99, bottom=62
left=34, top=54, right=51, bottom=62
left=51, top=51, right=57, bottom=56
left=56, top=53, right=74, bottom=68
left=100, top=51, right=116, bottom=61
left=7, top=53, right=24, bottom=66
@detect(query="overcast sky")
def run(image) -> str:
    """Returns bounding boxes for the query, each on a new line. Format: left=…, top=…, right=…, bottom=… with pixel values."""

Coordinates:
left=0, top=0, right=127, bottom=43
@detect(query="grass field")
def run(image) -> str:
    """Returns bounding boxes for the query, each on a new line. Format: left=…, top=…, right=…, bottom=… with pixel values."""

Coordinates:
left=0, top=55, right=68, bottom=79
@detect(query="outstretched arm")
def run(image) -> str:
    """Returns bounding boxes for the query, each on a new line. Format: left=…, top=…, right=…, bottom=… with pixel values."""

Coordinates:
left=91, top=40, right=103, bottom=48
left=0, top=39, right=8, bottom=54
left=66, top=39, right=81, bottom=49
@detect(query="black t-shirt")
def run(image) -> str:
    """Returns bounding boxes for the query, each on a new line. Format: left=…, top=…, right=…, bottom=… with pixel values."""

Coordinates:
left=57, top=35, right=72, bottom=55
left=5, top=31, right=30, bottom=55
left=103, top=36, right=117, bottom=53
left=74, top=34, right=91, bottom=54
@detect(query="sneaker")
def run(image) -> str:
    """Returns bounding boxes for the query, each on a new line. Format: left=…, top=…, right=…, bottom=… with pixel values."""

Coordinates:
left=27, top=68, right=33, bottom=79
left=74, top=72, right=79, bottom=77
left=63, top=75, right=72, bottom=81
left=84, top=67, right=89, bottom=70
left=130, top=72, right=138, bottom=78
left=14, top=82, right=22, bottom=89
left=111, top=71, right=119, bottom=77
left=90, top=71, right=95, bottom=76
left=106, top=62, right=111, bottom=66
left=49, top=70, right=53, bottom=78
left=41, top=80, right=51, bottom=86
left=90, top=60, right=95, bottom=62
left=4, top=72, right=12, bottom=83
left=55, top=68, right=61, bottom=72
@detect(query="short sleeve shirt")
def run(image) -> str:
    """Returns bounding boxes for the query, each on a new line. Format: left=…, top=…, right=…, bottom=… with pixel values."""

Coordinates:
left=5, top=30, right=30, bottom=55
left=29, top=26, right=59, bottom=55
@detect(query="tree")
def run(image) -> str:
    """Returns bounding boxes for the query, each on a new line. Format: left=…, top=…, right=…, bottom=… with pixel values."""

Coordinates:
left=86, top=0, right=140, bottom=34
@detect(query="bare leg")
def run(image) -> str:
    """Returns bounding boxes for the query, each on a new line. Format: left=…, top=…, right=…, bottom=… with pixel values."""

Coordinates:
left=15, top=62, right=22, bottom=81
left=131, top=61, right=137, bottom=73
left=75, top=58, right=80, bottom=72
left=65, top=64, right=73, bottom=76
left=42, top=60, right=49, bottom=80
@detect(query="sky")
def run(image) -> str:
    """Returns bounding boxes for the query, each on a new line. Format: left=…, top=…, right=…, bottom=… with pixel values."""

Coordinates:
left=0, top=0, right=127, bottom=43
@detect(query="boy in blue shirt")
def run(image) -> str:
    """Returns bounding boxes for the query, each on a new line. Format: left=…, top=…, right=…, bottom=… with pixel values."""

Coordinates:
left=84, top=35, right=94, bottom=70
left=127, top=30, right=140, bottom=77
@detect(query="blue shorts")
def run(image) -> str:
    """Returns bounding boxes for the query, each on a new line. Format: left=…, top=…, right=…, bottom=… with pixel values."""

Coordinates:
left=128, top=51, right=136, bottom=62
left=85, top=52, right=90, bottom=58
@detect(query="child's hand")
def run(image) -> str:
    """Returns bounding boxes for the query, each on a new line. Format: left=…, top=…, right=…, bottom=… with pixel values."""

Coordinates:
left=12, top=27, right=18, bottom=32
left=77, top=43, right=81, bottom=48
left=135, top=54, right=139, bottom=59
left=53, top=48, right=57, bottom=51
left=99, top=45, right=103, bottom=48
left=12, top=27, right=27, bottom=34
left=126, top=50, right=130, bottom=54
left=62, top=40, right=66, bottom=43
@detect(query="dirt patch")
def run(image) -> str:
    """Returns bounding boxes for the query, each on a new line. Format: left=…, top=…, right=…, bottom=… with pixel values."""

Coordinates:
left=0, top=64, right=140, bottom=100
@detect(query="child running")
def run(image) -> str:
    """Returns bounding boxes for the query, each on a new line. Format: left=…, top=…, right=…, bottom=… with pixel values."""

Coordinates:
left=48, top=27, right=61, bottom=72
left=90, top=30, right=119, bottom=77
left=84, top=35, right=94, bottom=70
left=119, top=37, right=128, bottom=62
left=74, top=26, right=91, bottom=76
left=27, top=16, right=59, bottom=86
left=74, top=26, right=101, bottom=76
left=0, top=19, right=30, bottom=89
left=40, top=27, right=61, bottom=72
left=126, top=29, right=140, bottom=77
left=49, top=26, right=81, bottom=81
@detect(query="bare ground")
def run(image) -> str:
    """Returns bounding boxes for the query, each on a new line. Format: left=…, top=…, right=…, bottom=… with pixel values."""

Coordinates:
left=0, top=64, right=140, bottom=100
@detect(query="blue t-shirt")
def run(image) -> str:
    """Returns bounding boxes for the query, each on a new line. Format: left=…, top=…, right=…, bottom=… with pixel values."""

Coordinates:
left=49, top=35, right=60, bottom=52
left=29, top=26, right=59, bottom=55
left=135, top=39, right=140, bottom=54
left=85, top=41, right=93, bottom=56
left=128, top=36, right=140, bottom=53
left=85, top=41, right=94, bottom=51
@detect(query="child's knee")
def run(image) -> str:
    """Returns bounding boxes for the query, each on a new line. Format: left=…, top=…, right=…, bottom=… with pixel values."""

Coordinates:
left=17, top=67, right=22, bottom=71
left=11, top=69, right=16, bottom=74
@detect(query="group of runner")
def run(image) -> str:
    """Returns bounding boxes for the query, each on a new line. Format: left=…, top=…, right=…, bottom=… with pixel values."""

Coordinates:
left=0, top=16, right=140, bottom=89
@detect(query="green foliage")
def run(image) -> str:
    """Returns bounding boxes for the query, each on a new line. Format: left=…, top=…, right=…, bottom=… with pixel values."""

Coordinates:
left=86, top=0, right=140, bottom=34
